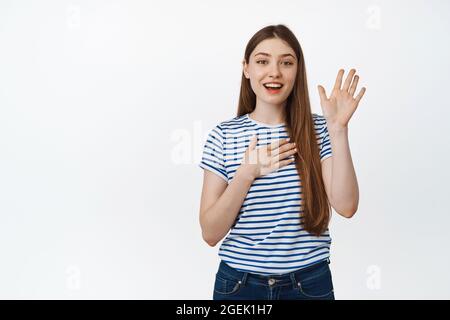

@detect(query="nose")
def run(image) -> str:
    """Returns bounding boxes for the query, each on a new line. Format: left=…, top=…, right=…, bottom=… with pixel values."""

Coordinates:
left=269, top=63, right=281, bottom=78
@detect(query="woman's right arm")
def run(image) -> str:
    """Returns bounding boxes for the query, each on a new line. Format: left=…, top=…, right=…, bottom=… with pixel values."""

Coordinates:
left=199, top=136, right=297, bottom=246
left=199, top=165, right=257, bottom=247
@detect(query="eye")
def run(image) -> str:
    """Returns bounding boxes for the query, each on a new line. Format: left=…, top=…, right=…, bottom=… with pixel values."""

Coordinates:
left=256, top=60, right=294, bottom=66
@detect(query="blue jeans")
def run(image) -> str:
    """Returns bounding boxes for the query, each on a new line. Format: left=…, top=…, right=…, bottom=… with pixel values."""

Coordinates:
left=213, top=258, right=335, bottom=300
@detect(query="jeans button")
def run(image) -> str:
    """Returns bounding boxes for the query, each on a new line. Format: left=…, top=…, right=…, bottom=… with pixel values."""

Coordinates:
left=268, top=278, right=276, bottom=285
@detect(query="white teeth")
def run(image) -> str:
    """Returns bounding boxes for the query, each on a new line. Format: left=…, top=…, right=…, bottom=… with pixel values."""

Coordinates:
left=264, top=83, right=282, bottom=88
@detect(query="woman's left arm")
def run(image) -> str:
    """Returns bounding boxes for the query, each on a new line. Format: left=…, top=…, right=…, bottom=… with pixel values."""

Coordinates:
left=318, top=68, right=366, bottom=218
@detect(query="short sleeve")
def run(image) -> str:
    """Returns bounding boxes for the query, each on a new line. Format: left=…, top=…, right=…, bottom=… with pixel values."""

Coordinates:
left=315, top=115, right=333, bottom=162
left=198, top=124, right=228, bottom=182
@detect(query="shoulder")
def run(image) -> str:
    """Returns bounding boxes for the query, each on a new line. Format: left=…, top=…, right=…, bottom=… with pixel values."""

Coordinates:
left=217, top=114, right=247, bottom=129
left=206, top=114, right=247, bottom=143
left=312, top=112, right=327, bottom=125
left=311, top=113, right=329, bottom=134
left=211, top=114, right=248, bottom=135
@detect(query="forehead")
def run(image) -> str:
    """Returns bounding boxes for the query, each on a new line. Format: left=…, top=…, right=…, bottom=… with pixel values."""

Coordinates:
left=252, top=38, right=296, bottom=58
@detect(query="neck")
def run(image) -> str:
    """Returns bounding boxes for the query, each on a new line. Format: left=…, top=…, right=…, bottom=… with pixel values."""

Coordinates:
left=249, top=100, right=287, bottom=125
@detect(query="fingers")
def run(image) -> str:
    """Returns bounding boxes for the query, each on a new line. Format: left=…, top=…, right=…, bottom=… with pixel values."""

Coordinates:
left=318, top=85, right=328, bottom=101
left=268, top=137, right=290, bottom=152
left=270, top=141, right=296, bottom=158
left=248, top=134, right=258, bottom=150
left=333, top=68, right=364, bottom=99
left=276, top=147, right=297, bottom=162
left=270, top=142, right=297, bottom=174
left=342, top=68, right=356, bottom=91
left=272, top=156, right=296, bottom=171
left=354, top=87, right=366, bottom=104
left=349, top=74, right=359, bottom=96
left=332, top=69, right=345, bottom=92
left=280, top=157, right=296, bottom=167
left=242, top=134, right=257, bottom=165
left=248, top=137, right=297, bottom=176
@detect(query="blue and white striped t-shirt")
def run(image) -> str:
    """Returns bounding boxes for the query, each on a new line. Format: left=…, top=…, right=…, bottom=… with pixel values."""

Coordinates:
left=199, top=112, right=333, bottom=276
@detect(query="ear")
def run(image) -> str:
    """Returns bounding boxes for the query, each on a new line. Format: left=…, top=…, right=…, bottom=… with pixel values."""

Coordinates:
left=242, top=59, right=249, bottom=79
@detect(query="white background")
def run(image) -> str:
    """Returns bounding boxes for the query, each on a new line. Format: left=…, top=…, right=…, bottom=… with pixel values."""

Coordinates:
left=0, top=0, right=449, bottom=299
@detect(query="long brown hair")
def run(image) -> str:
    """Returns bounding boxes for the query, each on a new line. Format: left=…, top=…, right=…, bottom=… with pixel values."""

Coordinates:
left=237, top=24, right=331, bottom=236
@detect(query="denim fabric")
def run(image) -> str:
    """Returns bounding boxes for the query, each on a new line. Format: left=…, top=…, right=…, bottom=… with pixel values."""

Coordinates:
left=213, top=258, right=335, bottom=300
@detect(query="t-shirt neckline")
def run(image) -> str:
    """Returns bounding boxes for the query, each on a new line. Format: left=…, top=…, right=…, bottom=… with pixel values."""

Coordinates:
left=245, top=113, right=286, bottom=128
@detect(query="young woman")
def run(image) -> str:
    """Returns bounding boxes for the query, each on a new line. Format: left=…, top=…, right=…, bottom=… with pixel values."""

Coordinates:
left=198, top=24, right=366, bottom=300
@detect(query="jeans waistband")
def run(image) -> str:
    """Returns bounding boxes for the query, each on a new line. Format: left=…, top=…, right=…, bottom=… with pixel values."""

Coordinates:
left=216, top=258, right=331, bottom=287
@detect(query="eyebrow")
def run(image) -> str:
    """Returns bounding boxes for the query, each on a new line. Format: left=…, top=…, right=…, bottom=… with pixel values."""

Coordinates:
left=254, top=52, right=296, bottom=59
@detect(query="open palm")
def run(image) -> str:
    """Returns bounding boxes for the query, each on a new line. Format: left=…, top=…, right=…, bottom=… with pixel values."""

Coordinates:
left=318, top=69, right=366, bottom=130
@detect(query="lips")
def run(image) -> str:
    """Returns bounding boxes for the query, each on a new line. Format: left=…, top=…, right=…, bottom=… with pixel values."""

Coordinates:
left=263, top=83, right=283, bottom=94
left=263, top=82, right=284, bottom=89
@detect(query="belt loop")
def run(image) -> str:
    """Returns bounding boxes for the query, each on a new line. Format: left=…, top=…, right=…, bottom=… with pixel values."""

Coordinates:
left=327, top=257, right=331, bottom=264
left=241, top=272, right=248, bottom=286
left=290, top=272, right=299, bottom=288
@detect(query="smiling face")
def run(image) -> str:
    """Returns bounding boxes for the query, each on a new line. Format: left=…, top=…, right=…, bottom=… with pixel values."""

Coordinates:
left=243, top=37, right=298, bottom=107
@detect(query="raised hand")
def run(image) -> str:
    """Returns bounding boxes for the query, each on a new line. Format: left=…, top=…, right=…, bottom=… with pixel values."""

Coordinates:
left=317, top=69, right=366, bottom=130
left=239, top=135, right=297, bottom=179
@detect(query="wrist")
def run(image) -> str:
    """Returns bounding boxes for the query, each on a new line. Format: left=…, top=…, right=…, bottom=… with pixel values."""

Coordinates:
left=236, top=164, right=257, bottom=182
left=328, top=125, right=348, bottom=137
